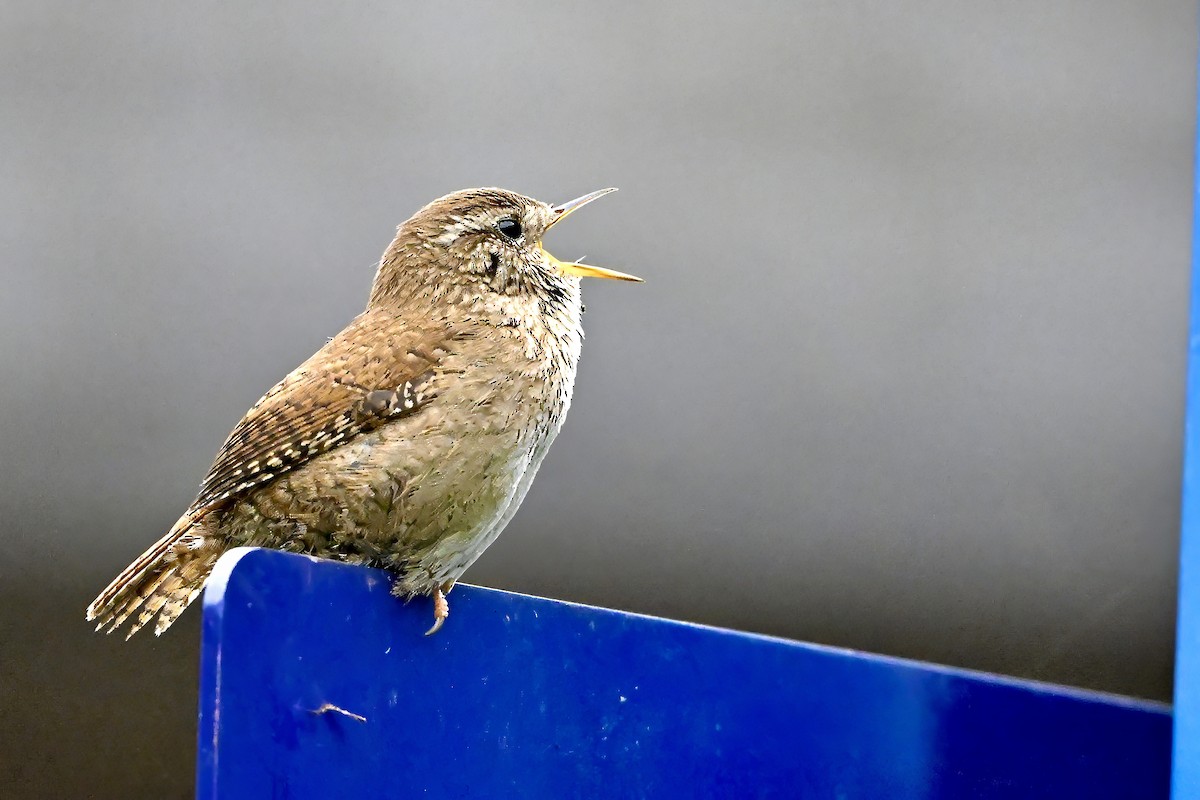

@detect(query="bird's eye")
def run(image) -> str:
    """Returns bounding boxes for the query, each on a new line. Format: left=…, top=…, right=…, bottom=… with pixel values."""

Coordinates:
left=497, top=218, right=522, bottom=240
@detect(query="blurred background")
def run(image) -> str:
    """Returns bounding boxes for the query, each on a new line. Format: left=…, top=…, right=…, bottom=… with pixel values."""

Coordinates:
left=1, top=1, right=1195, bottom=796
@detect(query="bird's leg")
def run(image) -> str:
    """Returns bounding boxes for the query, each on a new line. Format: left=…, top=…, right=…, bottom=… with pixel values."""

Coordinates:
left=425, top=585, right=450, bottom=636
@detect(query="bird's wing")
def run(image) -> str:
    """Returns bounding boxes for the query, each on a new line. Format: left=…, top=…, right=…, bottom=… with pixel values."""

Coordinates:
left=188, top=313, right=462, bottom=518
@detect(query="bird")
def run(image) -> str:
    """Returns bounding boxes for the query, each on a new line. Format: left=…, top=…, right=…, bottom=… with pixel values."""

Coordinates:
left=86, top=187, right=640, bottom=639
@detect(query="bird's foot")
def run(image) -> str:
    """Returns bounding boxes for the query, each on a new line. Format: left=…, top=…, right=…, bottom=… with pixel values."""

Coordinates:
left=425, top=587, right=449, bottom=636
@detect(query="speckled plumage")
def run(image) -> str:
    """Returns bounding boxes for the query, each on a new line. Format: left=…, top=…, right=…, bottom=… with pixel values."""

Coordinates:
left=87, top=187, right=637, bottom=638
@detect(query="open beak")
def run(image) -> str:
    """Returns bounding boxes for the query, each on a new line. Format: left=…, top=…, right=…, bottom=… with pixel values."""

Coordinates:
left=544, top=188, right=643, bottom=282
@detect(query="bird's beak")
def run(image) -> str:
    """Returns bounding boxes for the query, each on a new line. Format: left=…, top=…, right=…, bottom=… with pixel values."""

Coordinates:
left=549, top=187, right=619, bottom=228
left=544, top=188, right=643, bottom=282
left=545, top=251, right=644, bottom=282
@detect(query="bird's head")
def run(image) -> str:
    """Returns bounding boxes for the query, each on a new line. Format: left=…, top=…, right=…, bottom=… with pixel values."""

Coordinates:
left=369, top=187, right=640, bottom=310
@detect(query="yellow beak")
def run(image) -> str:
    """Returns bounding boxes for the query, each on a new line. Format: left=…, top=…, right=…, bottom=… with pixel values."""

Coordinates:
left=544, top=188, right=643, bottom=282
left=545, top=251, right=644, bottom=282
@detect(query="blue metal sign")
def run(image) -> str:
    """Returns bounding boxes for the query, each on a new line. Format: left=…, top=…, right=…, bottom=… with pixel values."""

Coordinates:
left=197, top=548, right=1169, bottom=798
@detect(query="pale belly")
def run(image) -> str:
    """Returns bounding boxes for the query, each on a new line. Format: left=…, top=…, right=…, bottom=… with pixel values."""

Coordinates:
left=218, top=296, right=582, bottom=597
left=219, top=388, right=559, bottom=597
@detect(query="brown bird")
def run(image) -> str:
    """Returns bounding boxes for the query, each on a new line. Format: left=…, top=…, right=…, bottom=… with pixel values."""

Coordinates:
left=86, top=187, right=640, bottom=638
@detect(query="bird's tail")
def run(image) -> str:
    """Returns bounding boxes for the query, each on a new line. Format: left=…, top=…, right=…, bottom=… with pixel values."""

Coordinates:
left=86, top=512, right=223, bottom=639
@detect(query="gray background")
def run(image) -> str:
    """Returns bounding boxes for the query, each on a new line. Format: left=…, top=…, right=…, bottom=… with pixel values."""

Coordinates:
left=0, top=1, right=1194, bottom=796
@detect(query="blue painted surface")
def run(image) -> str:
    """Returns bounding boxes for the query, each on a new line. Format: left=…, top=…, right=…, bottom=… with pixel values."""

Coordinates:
left=1174, top=41, right=1200, bottom=798
left=197, top=548, right=1169, bottom=798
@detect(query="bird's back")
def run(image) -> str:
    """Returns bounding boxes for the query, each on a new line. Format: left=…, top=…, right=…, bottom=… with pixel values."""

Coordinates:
left=88, top=287, right=582, bottom=636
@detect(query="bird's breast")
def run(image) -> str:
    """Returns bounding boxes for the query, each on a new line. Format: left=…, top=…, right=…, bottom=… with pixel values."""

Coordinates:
left=221, top=295, right=584, bottom=594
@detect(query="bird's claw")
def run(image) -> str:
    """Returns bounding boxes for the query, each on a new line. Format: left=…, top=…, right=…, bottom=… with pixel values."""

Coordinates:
left=425, top=587, right=449, bottom=636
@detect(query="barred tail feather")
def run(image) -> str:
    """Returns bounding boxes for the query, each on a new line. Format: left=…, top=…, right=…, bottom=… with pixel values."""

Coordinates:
left=86, top=513, right=223, bottom=638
